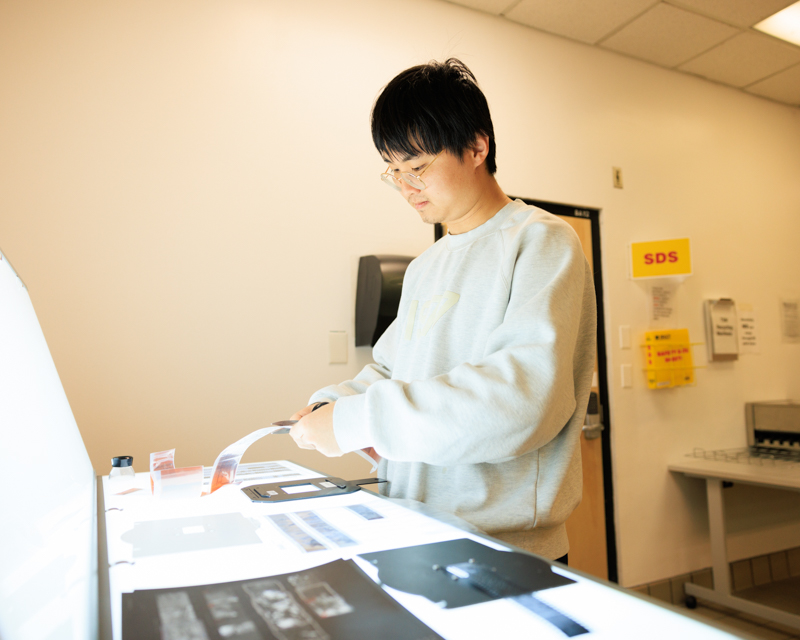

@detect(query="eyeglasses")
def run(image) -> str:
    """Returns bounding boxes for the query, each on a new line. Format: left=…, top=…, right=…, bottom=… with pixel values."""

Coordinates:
left=380, top=151, right=442, bottom=191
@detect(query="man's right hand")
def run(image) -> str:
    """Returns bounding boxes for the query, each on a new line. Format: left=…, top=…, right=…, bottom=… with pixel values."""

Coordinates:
left=289, top=404, right=319, bottom=421
left=290, top=403, right=382, bottom=464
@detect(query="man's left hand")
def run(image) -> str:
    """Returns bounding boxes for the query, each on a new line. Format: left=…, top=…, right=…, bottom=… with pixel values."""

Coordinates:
left=290, top=402, right=343, bottom=457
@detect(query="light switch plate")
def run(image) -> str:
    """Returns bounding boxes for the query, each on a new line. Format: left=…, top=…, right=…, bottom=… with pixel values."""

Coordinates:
left=329, top=331, right=347, bottom=364
left=613, top=167, right=623, bottom=189
left=621, top=364, right=632, bottom=388
left=619, top=325, right=631, bottom=350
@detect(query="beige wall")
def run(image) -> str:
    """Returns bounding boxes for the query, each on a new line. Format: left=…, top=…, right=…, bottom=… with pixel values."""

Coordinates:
left=1, top=0, right=799, bottom=587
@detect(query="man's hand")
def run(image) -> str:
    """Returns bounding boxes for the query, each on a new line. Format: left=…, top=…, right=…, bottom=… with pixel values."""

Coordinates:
left=289, top=402, right=343, bottom=457
left=289, top=403, right=319, bottom=422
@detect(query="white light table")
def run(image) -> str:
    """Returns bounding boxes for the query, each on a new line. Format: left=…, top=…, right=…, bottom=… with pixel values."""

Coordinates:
left=669, top=450, right=800, bottom=631
left=98, top=459, right=747, bottom=640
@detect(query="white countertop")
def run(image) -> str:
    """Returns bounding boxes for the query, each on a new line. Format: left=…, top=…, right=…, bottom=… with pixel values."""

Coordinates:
left=668, top=451, right=800, bottom=491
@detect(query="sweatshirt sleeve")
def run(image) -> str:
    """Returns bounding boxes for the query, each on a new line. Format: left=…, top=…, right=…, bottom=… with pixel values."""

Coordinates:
left=332, top=219, right=596, bottom=465
left=307, top=318, right=400, bottom=451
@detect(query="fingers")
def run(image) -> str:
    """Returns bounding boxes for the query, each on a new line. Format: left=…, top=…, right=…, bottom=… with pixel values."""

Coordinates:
left=289, top=423, right=313, bottom=450
left=288, top=402, right=342, bottom=457
left=289, top=403, right=317, bottom=421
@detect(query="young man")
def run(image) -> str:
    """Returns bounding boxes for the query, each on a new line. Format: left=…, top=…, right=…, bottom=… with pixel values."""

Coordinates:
left=290, top=59, right=596, bottom=561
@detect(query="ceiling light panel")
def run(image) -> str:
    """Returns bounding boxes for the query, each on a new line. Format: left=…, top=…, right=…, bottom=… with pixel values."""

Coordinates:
left=754, top=0, right=800, bottom=46
left=668, top=0, right=798, bottom=29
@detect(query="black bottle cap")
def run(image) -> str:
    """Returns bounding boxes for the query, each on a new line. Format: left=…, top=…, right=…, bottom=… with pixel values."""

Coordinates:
left=111, top=456, right=133, bottom=468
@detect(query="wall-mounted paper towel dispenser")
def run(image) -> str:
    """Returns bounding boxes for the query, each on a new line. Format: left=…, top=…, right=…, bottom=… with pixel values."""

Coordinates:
left=356, top=255, right=413, bottom=346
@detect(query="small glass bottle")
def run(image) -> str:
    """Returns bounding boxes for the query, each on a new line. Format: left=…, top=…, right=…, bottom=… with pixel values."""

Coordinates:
left=108, top=456, right=136, bottom=493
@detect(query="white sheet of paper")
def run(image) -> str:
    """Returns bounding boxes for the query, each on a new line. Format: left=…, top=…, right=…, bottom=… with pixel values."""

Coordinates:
left=781, top=299, right=800, bottom=343
left=738, top=310, right=759, bottom=354
left=650, top=282, right=676, bottom=323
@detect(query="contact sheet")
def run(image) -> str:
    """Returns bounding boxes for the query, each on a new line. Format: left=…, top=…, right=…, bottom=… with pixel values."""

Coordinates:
left=123, top=559, right=442, bottom=640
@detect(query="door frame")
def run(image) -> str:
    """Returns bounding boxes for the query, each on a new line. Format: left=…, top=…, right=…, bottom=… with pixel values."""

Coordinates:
left=510, top=196, right=618, bottom=583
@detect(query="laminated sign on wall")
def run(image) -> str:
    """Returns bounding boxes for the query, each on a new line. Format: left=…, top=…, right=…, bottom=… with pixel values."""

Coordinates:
left=642, top=328, right=696, bottom=390
left=704, top=299, right=738, bottom=362
left=630, top=238, right=692, bottom=279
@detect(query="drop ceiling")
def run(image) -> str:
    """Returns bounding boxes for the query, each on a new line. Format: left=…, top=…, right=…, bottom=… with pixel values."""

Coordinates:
left=446, top=0, right=800, bottom=107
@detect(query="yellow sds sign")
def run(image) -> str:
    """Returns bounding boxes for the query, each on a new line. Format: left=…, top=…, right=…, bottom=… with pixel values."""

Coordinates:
left=630, top=238, right=692, bottom=279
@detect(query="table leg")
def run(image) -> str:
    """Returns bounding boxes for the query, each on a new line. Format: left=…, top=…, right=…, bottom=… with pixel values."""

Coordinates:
left=683, top=477, right=800, bottom=631
left=706, top=477, right=731, bottom=595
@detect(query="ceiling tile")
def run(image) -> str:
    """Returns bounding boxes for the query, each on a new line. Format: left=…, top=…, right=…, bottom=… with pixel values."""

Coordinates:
left=599, top=3, right=739, bottom=67
left=680, top=31, right=800, bottom=87
left=666, top=0, right=797, bottom=28
left=503, top=0, right=658, bottom=45
left=443, top=0, right=520, bottom=15
left=745, top=62, right=800, bottom=105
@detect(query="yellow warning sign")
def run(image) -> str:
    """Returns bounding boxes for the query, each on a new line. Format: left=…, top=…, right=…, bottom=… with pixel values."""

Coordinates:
left=644, top=328, right=695, bottom=390
left=631, top=238, right=692, bottom=279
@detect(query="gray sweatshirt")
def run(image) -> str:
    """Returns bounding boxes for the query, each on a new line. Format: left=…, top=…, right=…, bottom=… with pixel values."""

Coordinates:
left=310, top=200, right=597, bottom=558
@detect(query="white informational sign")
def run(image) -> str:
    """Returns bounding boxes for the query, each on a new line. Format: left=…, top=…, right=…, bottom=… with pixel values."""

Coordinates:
left=738, top=310, right=759, bottom=354
left=781, top=299, right=800, bottom=343
left=651, top=283, right=676, bottom=323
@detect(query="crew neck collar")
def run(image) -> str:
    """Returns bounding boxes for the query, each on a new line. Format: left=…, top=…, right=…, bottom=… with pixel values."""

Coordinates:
left=446, top=199, right=525, bottom=250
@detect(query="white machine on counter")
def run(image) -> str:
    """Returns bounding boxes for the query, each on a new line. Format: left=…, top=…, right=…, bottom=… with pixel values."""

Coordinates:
left=746, top=401, right=800, bottom=454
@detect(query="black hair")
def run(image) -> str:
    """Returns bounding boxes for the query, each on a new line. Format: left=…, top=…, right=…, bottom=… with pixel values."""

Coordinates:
left=371, top=58, right=497, bottom=175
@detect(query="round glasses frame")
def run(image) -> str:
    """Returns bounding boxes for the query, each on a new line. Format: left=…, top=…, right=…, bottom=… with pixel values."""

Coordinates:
left=380, top=151, right=442, bottom=192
